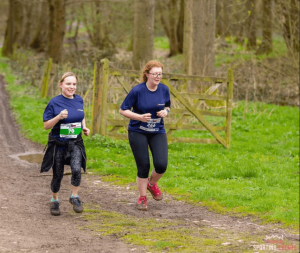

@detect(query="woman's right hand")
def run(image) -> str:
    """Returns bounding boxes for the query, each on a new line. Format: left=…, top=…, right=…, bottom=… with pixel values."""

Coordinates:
left=59, top=109, right=68, bottom=120
left=139, top=113, right=151, bottom=122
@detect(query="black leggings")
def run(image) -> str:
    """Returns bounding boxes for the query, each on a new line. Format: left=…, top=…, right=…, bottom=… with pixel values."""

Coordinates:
left=51, top=145, right=82, bottom=193
left=128, top=131, right=168, bottom=179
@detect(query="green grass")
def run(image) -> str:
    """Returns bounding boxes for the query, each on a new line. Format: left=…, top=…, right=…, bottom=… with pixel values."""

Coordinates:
left=215, top=36, right=288, bottom=67
left=154, top=36, right=170, bottom=50
left=84, top=101, right=299, bottom=228
left=78, top=204, right=267, bottom=253
left=0, top=53, right=299, bottom=230
left=153, top=35, right=288, bottom=69
left=0, top=56, right=50, bottom=144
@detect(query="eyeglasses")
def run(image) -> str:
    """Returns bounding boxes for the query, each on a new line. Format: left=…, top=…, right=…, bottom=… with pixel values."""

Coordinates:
left=149, top=73, right=163, bottom=78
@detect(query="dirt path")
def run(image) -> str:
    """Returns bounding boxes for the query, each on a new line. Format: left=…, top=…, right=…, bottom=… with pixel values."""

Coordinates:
left=0, top=76, right=132, bottom=253
left=0, top=76, right=298, bottom=253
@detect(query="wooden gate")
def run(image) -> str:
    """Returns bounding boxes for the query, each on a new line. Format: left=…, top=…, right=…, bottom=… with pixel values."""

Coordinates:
left=92, top=59, right=233, bottom=148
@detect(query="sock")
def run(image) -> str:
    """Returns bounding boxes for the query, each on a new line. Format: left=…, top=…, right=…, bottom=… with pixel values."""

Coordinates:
left=51, top=198, right=59, bottom=202
left=71, top=194, right=79, bottom=198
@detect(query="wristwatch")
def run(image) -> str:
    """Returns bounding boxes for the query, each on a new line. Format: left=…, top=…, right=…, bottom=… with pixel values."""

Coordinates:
left=165, top=108, right=170, bottom=115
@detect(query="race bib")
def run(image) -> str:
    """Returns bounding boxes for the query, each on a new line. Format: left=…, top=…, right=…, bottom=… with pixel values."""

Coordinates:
left=139, top=118, right=161, bottom=132
left=60, top=122, right=81, bottom=138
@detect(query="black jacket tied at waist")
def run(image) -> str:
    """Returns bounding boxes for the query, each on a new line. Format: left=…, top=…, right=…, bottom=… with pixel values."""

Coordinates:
left=40, top=131, right=87, bottom=173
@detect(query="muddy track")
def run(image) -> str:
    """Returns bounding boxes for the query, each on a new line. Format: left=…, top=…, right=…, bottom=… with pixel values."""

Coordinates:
left=0, top=75, right=298, bottom=253
left=0, top=76, right=131, bottom=253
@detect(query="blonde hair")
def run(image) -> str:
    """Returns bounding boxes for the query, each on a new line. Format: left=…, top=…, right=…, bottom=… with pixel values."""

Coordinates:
left=142, top=60, right=163, bottom=82
left=59, top=72, right=78, bottom=84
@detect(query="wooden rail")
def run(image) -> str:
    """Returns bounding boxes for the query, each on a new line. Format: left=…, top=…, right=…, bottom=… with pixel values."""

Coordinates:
left=91, top=59, right=234, bottom=148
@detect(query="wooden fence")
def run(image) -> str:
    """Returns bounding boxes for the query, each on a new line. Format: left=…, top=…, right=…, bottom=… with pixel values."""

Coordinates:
left=91, top=59, right=233, bottom=148
left=9, top=51, right=233, bottom=148
left=10, top=50, right=95, bottom=127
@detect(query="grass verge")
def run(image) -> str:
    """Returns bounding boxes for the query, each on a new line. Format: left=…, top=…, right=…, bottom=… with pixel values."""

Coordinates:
left=75, top=203, right=274, bottom=253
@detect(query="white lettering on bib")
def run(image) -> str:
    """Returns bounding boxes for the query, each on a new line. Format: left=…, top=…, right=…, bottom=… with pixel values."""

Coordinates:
left=60, top=122, right=82, bottom=138
left=139, top=118, right=161, bottom=132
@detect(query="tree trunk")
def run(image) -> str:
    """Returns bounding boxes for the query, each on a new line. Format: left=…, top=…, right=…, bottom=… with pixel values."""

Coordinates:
left=158, top=1, right=170, bottom=38
left=20, top=2, right=34, bottom=48
left=168, top=0, right=179, bottom=57
left=183, top=0, right=216, bottom=80
left=132, top=0, right=154, bottom=70
left=94, top=1, right=103, bottom=49
left=231, top=1, right=245, bottom=45
left=71, top=18, right=80, bottom=51
left=15, top=0, right=25, bottom=47
left=2, top=0, right=22, bottom=56
left=81, top=3, right=95, bottom=45
left=258, top=0, right=272, bottom=54
left=30, top=1, right=49, bottom=52
left=67, top=6, right=75, bottom=34
left=290, top=0, right=299, bottom=52
left=246, top=0, right=256, bottom=50
left=158, top=0, right=180, bottom=57
left=47, top=0, right=66, bottom=63
left=216, top=0, right=230, bottom=40
left=223, top=0, right=230, bottom=37
left=279, top=0, right=299, bottom=53
left=2, top=0, right=14, bottom=57
left=177, top=0, right=184, bottom=53
left=216, top=0, right=223, bottom=38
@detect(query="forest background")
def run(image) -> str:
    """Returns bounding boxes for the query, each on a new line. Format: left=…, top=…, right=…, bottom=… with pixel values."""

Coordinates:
left=0, top=0, right=299, bottom=234
left=0, top=0, right=299, bottom=106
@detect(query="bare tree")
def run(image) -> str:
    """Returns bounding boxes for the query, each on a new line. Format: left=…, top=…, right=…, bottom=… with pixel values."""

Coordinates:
left=216, top=0, right=223, bottom=39
left=276, top=0, right=299, bottom=53
left=132, top=0, right=155, bottom=70
left=94, top=1, right=103, bottom=49
left=30, top=1, right=49, bottom=52
left=183, top=0, right=216, bottom=81
left=158, top=0, right=180, bottom=57
left=177, top=0, right=184, bottom=53
left=19, top=2, right=35, bottom=48
left=47, top=0, right=66, bottom=63
left=257, top=0, right=273, bottom=54
left=245, top=0, right=257, bottom=50
left=2, top=0, right=22, bottom=57
left=230, top=0, right=246, bottom=45
left=79, top=1, right=115, bottom=52
left=216, top=0, right=231, bottom=40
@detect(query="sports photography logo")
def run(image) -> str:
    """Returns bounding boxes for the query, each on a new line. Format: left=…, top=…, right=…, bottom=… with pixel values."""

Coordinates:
left=253, top=235, right=298, bottom=251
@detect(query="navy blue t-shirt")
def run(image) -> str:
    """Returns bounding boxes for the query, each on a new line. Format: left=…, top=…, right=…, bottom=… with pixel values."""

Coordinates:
left=120, top=82, right=171, bottom=133
left=43, top=94, right=85, bottom=138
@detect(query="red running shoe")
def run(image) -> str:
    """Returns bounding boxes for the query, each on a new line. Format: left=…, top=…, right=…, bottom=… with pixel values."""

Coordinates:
left=147, top=179, right=163, bottom=201
left=137, top=196, right=147, bottom=211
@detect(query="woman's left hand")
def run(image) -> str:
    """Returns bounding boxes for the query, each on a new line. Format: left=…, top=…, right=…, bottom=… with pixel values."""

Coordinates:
left=157, top=109, right=168, bottom=118
left=83, top=127, right=90, bottom=136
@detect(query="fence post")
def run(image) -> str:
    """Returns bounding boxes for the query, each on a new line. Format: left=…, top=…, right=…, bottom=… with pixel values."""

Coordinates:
left=40, top=61, right=48, bottom=94
left=47, top=63, right=57, bottom=98
left=225, top=69, right=233, bottom=148
left=99, top=58, right=109, bottom=136
left=40, top=58, right=52, bottom=98
left=91, top=61, right=101, bottom=135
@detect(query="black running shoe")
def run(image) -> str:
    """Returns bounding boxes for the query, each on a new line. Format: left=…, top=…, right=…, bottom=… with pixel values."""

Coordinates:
left=69, top=196, right=84, bottom=213
left=50, top=201, right=60, bottom=216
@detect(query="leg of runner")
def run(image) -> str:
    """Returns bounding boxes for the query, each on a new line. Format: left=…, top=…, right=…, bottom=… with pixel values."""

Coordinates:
left=149, top=169, right=164, bottom=185
left=50, top=149, right=65, bottom=216
left=69, top=145, right=83, bottom=213
left=128, top=131, right=150, bottom=210
left=147, top=133, right=168, bottom=201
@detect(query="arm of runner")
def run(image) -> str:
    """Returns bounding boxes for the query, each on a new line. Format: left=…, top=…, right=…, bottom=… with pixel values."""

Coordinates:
left=44, top=109, right=68, bottom=130
left=82, top=117, right=90, bottom=136
left=119, top=109, right=151, bottom=122
left=156, top=107, right=170, bottom=118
